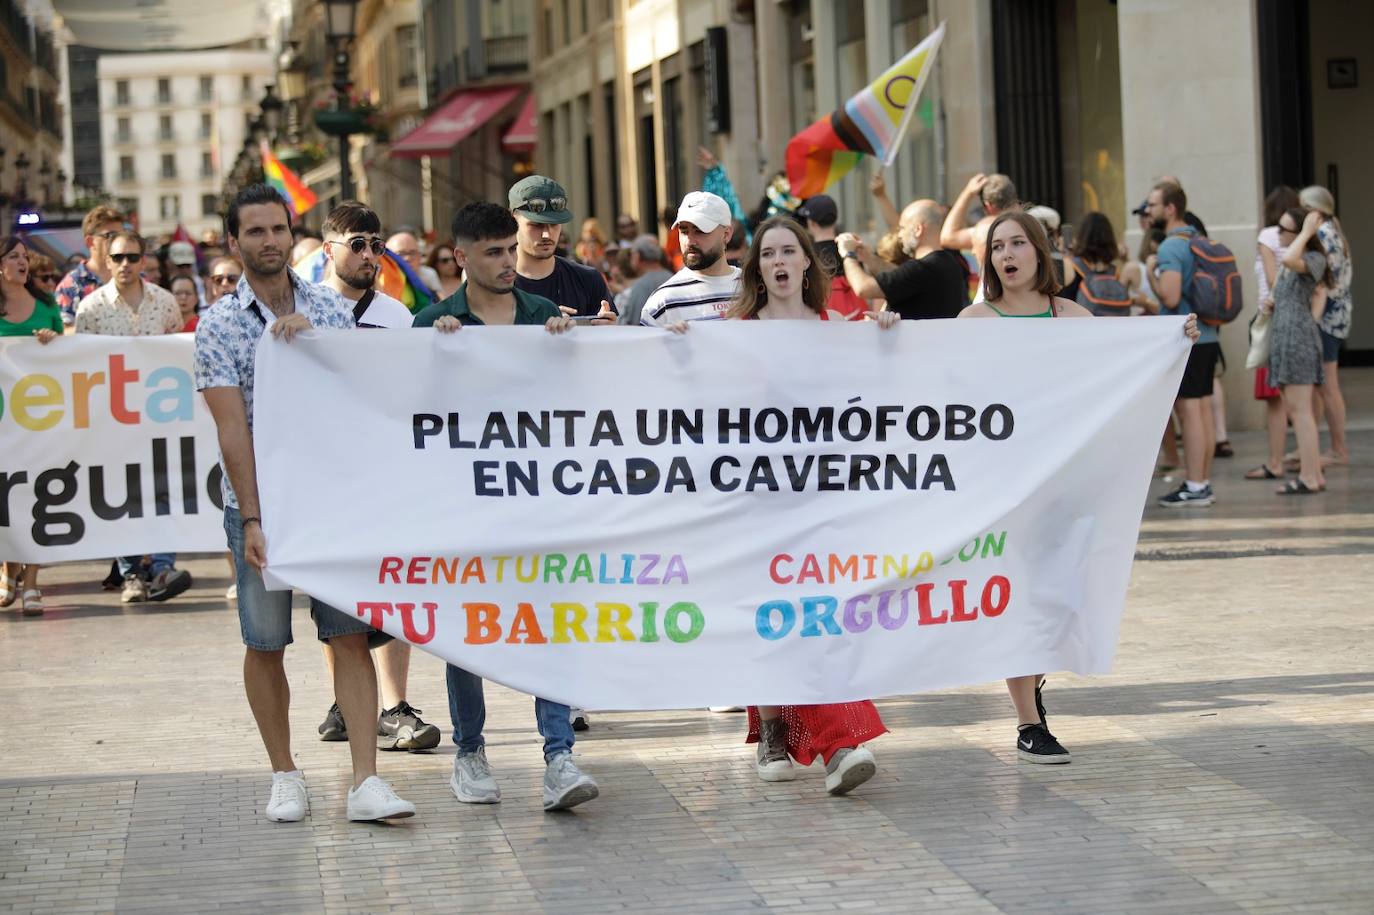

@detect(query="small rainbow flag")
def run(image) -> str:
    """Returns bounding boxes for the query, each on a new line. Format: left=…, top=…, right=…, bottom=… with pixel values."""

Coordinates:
left=379, top=250, right=434, bottom=313
left=260, top=142, right=318, bottom=217
left=785, top=22, right=945, bottom=199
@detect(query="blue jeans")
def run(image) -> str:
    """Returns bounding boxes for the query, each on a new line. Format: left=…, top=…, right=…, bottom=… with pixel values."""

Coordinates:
left=117, top=553, right=175, bottom=578
left=445, top=663, right=573, bottom=761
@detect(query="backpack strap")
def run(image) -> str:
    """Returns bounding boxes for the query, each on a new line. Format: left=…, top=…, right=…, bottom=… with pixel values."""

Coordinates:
left=352, top=288, right=377, bottom=326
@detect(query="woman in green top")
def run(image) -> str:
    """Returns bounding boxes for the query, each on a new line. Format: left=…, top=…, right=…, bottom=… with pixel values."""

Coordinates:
left=1, top=237, right=62, bottom=616
left=1, top=237, right=63, bottom=341
left=958, top=211, right=1199, bottom=765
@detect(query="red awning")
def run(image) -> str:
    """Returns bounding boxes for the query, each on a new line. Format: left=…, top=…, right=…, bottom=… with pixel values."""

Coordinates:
left=390, top=86, right=523, bottom=158
left=502, top=93, right=538, bottom=151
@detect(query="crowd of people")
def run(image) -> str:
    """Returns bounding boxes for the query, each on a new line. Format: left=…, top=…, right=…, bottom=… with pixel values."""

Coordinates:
left=0, top=142, right=1351, bottom=823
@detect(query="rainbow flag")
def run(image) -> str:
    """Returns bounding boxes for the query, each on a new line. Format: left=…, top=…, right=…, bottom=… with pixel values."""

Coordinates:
left=260, top=142, right=318, bottom=217
left=379, top=250, right=434, bottom=313
left=785, top=22, right=945, bottom=199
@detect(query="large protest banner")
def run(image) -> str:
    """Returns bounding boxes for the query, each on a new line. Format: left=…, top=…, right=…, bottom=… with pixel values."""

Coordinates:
left=255, top=319, right=1189, bottom=709
left=0, top=335, right=224, bottom=563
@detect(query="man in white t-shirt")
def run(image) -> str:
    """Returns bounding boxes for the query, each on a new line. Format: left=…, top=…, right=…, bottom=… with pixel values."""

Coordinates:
left=315, top=202, right=442, bottom=752
left=639, top=191, right=741, bottom=326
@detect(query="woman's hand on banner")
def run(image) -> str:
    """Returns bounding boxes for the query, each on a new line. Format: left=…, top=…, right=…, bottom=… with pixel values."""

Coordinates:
left=33, top=328, right=58, bottom=344
left=865, top=310, right=899, bottom=330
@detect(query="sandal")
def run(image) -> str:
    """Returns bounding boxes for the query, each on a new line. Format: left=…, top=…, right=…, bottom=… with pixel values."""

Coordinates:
left=0, top=573, right=17, bottom=608
left=1277, top=479, right=1321, bottom=496
left=1244, top=465, right=1281, bottom=480
left=20, top=589, right=44, bottom=617
left=1214, top=441, right=1234, bottom=458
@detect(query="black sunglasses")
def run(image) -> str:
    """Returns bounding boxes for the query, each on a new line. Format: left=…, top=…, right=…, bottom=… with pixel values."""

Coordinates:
left=211, top=273, right=241, bottom=284
left=334, top=236, right=386, bottom=256
left=37, top=273, right=60, bottom=282
left=1278, top=223, right=1298, bottom=233
left=517, top=196, right=568, bottom=215
left=109, top=252, right=143, bottom=264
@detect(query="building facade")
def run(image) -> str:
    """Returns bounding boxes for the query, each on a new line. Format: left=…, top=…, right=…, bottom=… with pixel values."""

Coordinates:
left=0, top=0, right=63, bottom=228
left=523, top=0, right=1369, bottom=429
left=98, top=49, right=273, bottom=236
left=350, top=0, right=426, bottom=228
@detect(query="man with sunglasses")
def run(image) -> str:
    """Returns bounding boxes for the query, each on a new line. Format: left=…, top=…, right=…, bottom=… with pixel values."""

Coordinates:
left=55, top=205, right=126, bottom=327
left=206, top=257, right=244, bottom=307
left=310, top=202, right=443, bottom=754
left=74, top=231, right=195, bottom=604
left=509, top=175, right=615, bottom=322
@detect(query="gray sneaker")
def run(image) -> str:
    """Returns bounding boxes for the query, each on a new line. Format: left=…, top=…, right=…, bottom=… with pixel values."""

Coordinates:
left=756, top=718, right=796, bottom=781
left=450, top=747, right=500, bottom=804
left=824, top=746, right=876, bottom=796
left=542, top=752, right=599, bottom=811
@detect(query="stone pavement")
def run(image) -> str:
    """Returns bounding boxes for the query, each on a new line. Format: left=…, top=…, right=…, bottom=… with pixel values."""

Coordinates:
left=3, top=373, right=1373, bottom=914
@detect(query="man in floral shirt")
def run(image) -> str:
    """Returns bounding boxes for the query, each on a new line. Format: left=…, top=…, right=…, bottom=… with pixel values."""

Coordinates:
left=194, top=184, right=416, bottom=825
left=54, top=205, right=125, bottom=327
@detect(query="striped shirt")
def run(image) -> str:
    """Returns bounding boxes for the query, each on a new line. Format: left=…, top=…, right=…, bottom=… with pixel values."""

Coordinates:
left=639, top=266, right=741, bottom=326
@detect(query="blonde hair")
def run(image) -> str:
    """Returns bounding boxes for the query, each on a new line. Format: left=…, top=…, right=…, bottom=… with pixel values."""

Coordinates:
left=1299, top=185, right=1350, bottom=263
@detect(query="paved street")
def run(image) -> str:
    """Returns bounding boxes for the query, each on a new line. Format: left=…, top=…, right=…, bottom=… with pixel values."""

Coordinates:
left=3, top=372, right=1373, bottom=914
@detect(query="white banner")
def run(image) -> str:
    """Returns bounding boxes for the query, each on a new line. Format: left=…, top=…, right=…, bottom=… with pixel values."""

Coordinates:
left=0, top=335, right=225, bottom=563
left=255, top=319, right=1188, bottom=709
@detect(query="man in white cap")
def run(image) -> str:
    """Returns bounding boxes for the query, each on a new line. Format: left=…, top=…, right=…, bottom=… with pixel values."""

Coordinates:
left=167, top=240, right=206, bottom=310
left=639, top=191, right=740, bottom=326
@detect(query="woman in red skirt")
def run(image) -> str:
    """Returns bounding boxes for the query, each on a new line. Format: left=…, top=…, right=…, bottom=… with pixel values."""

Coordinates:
left=669, top=213, right=893, bottom=794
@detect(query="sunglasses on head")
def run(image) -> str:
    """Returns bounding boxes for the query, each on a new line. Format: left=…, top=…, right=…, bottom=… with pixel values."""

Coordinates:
left=518, top=196, right=568, bottom=215
left=211, top=272, right=241, bottom=284
left=109, top=252, right=143, bottom=265
left=334, top=236, right=386, bottom=256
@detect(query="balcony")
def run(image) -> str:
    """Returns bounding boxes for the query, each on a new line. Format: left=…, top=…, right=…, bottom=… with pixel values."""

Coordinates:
left=427, top=35, right=528, bottom=100
left=485, top=35, right=527, bottom=74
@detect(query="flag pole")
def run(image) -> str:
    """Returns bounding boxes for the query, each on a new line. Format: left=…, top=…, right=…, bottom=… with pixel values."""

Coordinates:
left=882, top=21, right=946, bottom=169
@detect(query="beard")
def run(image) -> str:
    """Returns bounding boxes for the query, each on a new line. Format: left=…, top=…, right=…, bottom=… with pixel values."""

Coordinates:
left=242, top=247, right=286, bottom=276
left=337, top=263, right=377, bottom=291
left=1150, top=215, right=1167, bottom=231
left=684, top=246, right=723, bottom=271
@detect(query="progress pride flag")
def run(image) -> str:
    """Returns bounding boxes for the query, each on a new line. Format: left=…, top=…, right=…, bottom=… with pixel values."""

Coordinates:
left=254, top=319, right=1188, bottom=709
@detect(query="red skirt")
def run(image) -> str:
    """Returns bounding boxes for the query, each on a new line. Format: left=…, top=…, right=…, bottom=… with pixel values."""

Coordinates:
left=746, top=702, right=888, bottom=766
left=1254, top=367, right=1282, bottom=401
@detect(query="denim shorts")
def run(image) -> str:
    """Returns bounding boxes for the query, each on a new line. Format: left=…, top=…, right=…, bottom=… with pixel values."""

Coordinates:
left=1320, top=329, right=1343, bottom=364
left=223, top=505, right=373, bottom=651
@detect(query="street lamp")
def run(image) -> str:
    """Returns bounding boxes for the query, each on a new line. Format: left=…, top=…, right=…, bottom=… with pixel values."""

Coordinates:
left=259, top=84, right=284, bottom=141
left=322, top=0, right=360, bottom=199
left=14, top=151, right=30, bottom=199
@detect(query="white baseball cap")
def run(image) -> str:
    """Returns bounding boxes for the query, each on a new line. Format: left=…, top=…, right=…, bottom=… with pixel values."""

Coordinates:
left=673, top=191, right=732, bottom=233
left=168, top=241, right=196, bottom=265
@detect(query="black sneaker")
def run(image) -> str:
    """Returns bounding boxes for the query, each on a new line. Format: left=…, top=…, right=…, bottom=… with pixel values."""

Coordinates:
left=318, top=702, right=347, bottom=741
left=147, top=568, right=192, bottom=602
left=377, top=701, right=441, bottom=751
left=571, top=708, right=590, bottom=731
left=1158, top=482, right=1214, bottom=508
left=1017, top=723, right=1071, bottom=764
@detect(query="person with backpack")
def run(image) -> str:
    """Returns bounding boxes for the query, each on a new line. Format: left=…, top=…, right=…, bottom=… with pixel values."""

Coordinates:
left=1062, top=212, right=1141, bottom=316
left=1147, top=181, right=1226, bottom=507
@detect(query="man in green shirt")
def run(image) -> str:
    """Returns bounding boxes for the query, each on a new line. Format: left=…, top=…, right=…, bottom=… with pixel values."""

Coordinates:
left=413, top=202, right=569, bottom=330
left=412, top=203, right=599, bottom=812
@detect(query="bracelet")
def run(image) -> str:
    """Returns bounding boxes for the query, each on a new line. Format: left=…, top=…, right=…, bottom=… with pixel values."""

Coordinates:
left=843, top=252, right=861, bottom=261
left=240, top=516, right=262, bottom=528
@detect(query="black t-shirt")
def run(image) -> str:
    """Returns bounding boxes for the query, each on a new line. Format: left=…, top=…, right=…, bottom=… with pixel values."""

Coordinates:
left=814, top=239, right=841, bottom=278
left=874, top=248, right=968, bottom=320
left=516, top=256, right=613, bottom=317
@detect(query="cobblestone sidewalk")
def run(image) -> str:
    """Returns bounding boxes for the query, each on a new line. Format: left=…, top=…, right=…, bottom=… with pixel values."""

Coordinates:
left=2, top=426, right=1372, bottom=914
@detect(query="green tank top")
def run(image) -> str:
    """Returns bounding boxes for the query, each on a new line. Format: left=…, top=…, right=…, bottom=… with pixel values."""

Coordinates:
left=987, top=298, right=1057, bottom=318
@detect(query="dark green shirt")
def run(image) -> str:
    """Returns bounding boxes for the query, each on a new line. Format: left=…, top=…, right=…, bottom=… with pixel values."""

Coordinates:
left=412, top=283, right=560, bottom=327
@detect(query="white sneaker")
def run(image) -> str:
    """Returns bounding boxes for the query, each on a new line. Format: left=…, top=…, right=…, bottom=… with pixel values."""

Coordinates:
left=266, top=771, right=309, bottom=822
left=824, top=747, right=876, bottom=796
left=542, top=752, right=599, bottom=811
left=347, top=775, right=416, bottom=822
left=708, top=706, right=745, bottom=713
left=450, top=747, right=501, bottom=804
left=225, top=583, right=237, bottom=600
